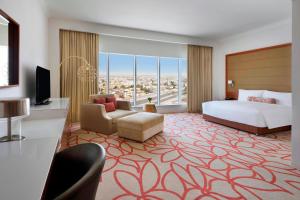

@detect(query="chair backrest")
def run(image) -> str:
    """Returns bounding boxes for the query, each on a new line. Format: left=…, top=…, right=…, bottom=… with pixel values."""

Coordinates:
left=42, top=143, right=106, bottom=200
left=89, top=94, right=115, bottom=103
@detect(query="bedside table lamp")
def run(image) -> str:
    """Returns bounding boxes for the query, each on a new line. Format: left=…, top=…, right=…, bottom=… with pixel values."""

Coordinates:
left=0, top=98, right=30, bottom=142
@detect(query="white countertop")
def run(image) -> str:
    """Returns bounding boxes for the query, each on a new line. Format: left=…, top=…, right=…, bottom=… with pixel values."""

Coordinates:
left=28, top=98, right=69, bottom=121
left=30, top=98, right=69, bottom=111
left=0, top=98, right=69, bottom=200
left=22, top=118, right=67, bottom=139
left=0, top=138, right=58, bottom=200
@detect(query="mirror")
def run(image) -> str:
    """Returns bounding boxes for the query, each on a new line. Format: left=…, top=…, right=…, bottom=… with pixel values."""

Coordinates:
left=0, top=9, right=19, bottom=88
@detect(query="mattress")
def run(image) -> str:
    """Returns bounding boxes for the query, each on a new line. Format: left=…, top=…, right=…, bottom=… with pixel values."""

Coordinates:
left=202, top=100, right=292, bottom=129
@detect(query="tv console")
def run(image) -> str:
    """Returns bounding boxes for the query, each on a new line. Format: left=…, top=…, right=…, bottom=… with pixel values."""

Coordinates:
left=35, top=100, right=52, bottom=106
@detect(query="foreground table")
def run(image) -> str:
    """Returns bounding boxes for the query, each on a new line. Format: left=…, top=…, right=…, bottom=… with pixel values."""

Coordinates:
left=0, top=98, right=69, bottom=200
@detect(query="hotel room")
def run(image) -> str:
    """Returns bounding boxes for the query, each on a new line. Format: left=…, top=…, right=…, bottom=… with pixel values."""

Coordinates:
left=0, top=0, right=300, bottom=199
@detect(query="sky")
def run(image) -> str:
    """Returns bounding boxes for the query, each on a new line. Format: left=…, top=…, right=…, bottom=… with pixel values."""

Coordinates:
left=99, top=53, right=186, bottom=76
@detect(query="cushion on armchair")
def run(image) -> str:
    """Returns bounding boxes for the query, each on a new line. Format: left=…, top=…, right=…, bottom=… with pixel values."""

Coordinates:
left=94, top=97, right=106, bottom=104
left=106, top=110, right=137, bottom=123
left=103, top=102, right=116, bottom=112
left=106, top=96, right=117, bottom=107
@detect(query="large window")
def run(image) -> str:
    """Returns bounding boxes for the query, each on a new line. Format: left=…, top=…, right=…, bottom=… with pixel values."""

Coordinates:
left=160, top=58, right=178, bottom=105
left=179, top=59, right=187, bottom=103
left=99, top=52, right=187, bottom=106
left=109, top=54, right=134, bottom=103
left=0, top=46, right=8, bottom=86
left=99, top=53, right=108, bottom=95
left=136, top=56, right=158, bottom=106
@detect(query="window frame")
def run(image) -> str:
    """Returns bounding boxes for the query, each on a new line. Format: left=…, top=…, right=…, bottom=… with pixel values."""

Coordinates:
left=99, top=52, right=187, bottom=106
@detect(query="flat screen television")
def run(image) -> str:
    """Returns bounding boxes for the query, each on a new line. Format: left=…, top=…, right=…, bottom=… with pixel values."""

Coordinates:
left=36, top=66, right=51, bottom=105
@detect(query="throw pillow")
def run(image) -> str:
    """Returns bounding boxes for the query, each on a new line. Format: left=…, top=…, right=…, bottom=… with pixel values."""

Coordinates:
left=94, top=97, right=106, bottom=104
left=248, top=96, right=276, bottom=104
left=106, top=96, right=117, bottom=107
left=103, top=102, right=116, bottom=112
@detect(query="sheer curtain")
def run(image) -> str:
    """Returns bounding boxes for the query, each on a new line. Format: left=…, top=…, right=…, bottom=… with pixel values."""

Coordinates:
left=60, top=29, right=99, bottom=122
left=187, top=45, right=213, bottom=113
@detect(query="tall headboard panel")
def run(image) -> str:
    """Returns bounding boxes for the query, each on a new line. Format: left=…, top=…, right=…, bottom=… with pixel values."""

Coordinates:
left=226, top=44, right=292, bottom=99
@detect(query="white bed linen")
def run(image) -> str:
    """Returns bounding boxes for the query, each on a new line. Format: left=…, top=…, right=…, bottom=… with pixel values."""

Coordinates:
left=202, top=101, right=292, bottom=129
left=238, top=89, right=265, bottom=101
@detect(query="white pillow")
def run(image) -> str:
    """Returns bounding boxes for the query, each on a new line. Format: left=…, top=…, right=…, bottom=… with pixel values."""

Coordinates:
left=263, top=91, right=292, bottom=106
left=238, top=89, right=264, bottom=101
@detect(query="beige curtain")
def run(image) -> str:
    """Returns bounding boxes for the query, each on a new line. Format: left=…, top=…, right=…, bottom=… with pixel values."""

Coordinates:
left=187, top=45, right=213, bottom=113
left=60, top=29, right=99, bottom=122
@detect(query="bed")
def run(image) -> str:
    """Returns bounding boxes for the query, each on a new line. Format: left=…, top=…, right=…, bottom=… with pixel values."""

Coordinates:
left=202, top=90, right=292, bottom=135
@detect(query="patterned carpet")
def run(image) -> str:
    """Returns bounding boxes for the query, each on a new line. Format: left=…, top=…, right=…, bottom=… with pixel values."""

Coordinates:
left=64, top=113, right=300, bottom=200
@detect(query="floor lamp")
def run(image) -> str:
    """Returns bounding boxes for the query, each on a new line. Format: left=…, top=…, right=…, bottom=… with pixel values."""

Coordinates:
left=58, top=56, right=97, bottom=83
left=58, top=56, right=97, bottom=124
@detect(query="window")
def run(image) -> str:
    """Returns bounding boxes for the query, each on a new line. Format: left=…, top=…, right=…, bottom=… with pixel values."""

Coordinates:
left=99, top=53, right=108, bottom=95
left=136, top=56, right=158, bottom=106
left=179, top=59, right=187, bottom=103
left=160, top=58, right=178, bottom=105
left=0, top=46, right=8, bottom=86
left=109, top=54, right=134, bottom=103
left=99, top=52, right=187, bottom=106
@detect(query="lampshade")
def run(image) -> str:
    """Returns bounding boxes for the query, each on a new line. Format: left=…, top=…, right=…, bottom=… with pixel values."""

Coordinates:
left=0, top=98, right=30, bottom=118
left=227, top=80, right=233, bottom=85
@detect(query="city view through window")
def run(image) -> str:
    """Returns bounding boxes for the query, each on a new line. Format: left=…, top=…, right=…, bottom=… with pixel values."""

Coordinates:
left=99, top=52, right=187, bottom=106
left=0, top=46, right=8, bottom=86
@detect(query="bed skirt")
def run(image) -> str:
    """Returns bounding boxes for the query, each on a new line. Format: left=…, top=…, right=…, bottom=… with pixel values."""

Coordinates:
left=203, top=114, right=291, bottom=135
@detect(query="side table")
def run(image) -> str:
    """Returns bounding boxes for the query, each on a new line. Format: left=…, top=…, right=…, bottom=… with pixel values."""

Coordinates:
left=143, top=103, right=157, bottom=113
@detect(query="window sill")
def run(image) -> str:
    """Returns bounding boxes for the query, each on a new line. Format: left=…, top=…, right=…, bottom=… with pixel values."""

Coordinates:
left=133, top=104, right=186, bottom=108
left=133, top=104, right=187, bottom=114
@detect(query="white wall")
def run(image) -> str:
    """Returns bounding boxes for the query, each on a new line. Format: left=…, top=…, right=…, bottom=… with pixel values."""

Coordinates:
left=48, top=18, right=212, bottom=98
left=212, top=19, right=292, bottom=100
left=292, top=0, right=300, bottom=170
left=101, top=35, right=187, bottom=58
left=0, top=0, right=48, bottom=100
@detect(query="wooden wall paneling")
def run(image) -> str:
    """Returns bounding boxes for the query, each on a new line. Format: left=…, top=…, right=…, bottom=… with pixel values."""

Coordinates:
left=226, top=44, right=291, bottom=99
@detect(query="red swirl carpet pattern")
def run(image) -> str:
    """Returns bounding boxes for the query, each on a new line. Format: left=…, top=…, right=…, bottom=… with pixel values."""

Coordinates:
left=64, top=113, right=300, bottom=200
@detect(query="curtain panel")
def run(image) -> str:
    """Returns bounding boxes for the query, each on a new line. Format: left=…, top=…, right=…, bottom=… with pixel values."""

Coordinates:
left=187, top=45, right=213, bottom=113
left=60, top=29, right=99, bottom=122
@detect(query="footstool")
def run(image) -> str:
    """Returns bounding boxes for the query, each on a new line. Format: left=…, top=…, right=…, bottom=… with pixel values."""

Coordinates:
left=117, top=112, right=164, bottom=142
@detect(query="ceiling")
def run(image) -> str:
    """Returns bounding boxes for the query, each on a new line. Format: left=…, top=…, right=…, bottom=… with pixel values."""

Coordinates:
left=45, top=0, right=292, bottom=39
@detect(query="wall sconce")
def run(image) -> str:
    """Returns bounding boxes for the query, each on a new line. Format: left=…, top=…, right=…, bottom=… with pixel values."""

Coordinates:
left=228, top=80, right=234, bottom=88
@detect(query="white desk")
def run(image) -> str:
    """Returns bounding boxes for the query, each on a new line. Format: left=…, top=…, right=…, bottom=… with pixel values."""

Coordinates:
left=0, top=98, right=69, bottom=200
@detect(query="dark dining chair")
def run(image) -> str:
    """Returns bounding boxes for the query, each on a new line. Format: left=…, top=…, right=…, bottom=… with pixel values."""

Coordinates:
left=42, top=143, right=106, bottom=200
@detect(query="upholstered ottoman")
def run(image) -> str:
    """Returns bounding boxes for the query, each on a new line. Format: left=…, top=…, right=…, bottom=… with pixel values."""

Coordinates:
left=117, top=112, right=164, bottom=142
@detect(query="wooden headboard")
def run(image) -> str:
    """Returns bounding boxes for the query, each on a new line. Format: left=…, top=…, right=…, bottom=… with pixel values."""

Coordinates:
left=226, top=44, right=292, bottom=99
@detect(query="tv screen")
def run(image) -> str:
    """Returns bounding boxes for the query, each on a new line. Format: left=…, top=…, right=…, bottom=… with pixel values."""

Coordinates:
left=36, top=66, right=50, bottom=105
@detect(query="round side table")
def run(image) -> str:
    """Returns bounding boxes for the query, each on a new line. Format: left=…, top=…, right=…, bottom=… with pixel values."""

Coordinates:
left=143, top=103, right=157, bottom=113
